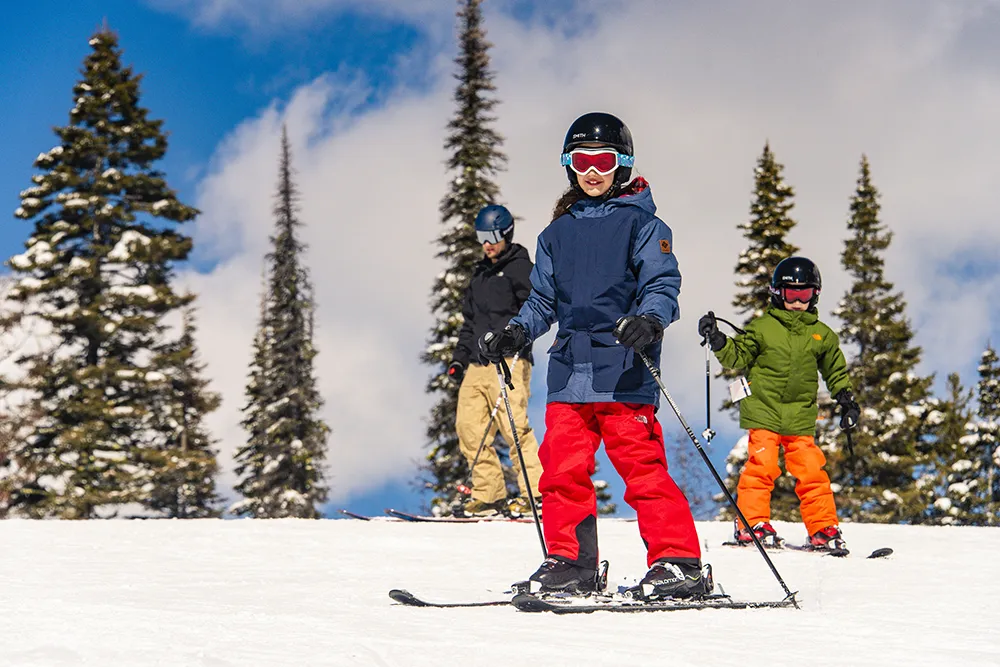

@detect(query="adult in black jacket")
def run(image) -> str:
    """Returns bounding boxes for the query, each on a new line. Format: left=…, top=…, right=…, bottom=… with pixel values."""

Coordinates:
left=447, top=205, right=541, bottom=517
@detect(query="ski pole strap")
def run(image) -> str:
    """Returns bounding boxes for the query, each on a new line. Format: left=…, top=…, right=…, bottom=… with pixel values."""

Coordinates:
left=497, top=356, right=514, bottom=390
left=715, top=316, right=747, bottom=335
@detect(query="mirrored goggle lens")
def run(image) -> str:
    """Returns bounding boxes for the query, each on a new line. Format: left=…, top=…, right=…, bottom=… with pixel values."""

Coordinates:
left=560, top=149, right=633, bottom=176
left=782, top=286, right=816, bottom=303
left=571, top=150, right=618, bottom=175
left=476, top=229, right=505, bottom=245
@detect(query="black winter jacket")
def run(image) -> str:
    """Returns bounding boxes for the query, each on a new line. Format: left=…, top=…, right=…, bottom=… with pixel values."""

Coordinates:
left=453, top=243, right=534, bottom=367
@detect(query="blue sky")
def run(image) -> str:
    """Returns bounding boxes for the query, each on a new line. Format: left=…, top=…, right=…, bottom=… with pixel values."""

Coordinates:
left=3, top=1, right=1000, bottom=524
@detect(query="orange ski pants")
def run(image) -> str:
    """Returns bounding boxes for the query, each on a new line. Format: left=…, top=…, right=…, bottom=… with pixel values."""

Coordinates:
left=736, top=429, right=838, bottom=535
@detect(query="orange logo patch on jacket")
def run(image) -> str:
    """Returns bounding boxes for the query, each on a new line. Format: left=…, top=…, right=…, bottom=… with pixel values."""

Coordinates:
left=812, top=333, right=822, bottom=341
left=659, top=239, right=671, bottom=253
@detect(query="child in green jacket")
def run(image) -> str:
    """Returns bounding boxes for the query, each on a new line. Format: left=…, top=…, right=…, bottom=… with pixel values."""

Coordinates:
left=699, top=257, right=860, bottom=549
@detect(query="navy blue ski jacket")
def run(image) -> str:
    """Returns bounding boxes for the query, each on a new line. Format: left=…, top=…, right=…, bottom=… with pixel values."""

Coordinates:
left=510, top=181, right=680, bottom=405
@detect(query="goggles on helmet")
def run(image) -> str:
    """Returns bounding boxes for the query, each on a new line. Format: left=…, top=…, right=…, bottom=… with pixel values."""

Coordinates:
left=476, top=228, right=508, bottom=245
left=774, top=285, right=817, bottom=304
left=560, top=148, right=635, bottom=176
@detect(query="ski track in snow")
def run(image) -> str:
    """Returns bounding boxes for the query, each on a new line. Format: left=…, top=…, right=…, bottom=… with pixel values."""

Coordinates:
left=0, top=519, right=996, bottom=666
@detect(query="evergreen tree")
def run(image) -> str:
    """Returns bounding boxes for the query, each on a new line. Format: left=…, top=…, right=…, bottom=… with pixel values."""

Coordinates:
left=931, top=348, right=1000, bottom=525
left=3, top=29, right=198, bottom=518
left=719, top=143, right=799, bottom=519
left=731, top=142, right=799, bottom=323
left=823, top=155, right=935, bottom=523
left=421, top=0, right=508, bottom=514
left=142, top=304, right=222, bottom=518
left=925, top=372, right=975, bottom=524
left=971, top=347, right=1000, bottom=524
left=231, top=127, right=329, bottom=519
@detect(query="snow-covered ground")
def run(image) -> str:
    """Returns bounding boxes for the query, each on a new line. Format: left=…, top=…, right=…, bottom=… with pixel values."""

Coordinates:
left=0, top=518, right=996, bottom=666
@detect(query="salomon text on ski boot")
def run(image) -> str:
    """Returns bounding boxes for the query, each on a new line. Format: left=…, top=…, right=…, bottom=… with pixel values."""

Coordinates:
left=638, top=559, right=712, bottom=600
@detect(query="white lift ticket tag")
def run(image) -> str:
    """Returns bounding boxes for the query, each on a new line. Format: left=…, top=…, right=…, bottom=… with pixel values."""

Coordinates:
left=729, top=377, right=751, bottom=402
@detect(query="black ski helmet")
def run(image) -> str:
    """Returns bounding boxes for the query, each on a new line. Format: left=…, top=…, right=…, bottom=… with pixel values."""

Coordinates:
left=561, top=112, right=634, bottom=189
left=474, top=204, right=514, bottom=244
left=770, top=256, right=822, bottom=309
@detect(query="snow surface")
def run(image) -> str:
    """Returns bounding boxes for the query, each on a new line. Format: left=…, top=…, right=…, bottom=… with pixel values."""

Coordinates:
left=0, top=519, right=995, bottom=666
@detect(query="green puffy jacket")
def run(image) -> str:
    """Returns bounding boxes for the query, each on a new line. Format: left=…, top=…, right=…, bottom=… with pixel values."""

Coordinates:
left=715, top=306, right=852, bottom=436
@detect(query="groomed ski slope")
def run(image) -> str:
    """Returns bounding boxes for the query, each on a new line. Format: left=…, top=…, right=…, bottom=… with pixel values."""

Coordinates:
left=0, top=518, right=995, bottom=666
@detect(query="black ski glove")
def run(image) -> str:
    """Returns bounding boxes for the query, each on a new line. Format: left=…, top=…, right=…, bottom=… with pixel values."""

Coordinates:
left=614, top=315, right=663, bottom=351
left=698, top=312, right=728, bottom=352
left=835, top=389, right=860, bottom=430
left=479, top=324, right=527, bottom=364
left=447, top=361, right=465, bottom=384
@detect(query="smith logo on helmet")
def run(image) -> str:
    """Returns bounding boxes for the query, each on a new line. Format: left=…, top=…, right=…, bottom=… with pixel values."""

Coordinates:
left=573, top=132, right=587, bottom=139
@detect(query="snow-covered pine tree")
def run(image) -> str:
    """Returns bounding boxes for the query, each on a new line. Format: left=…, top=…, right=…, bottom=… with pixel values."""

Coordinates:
left=731, top=142, right=799, bottom=323
left=231, top=127, right=329, bottom=519
left=421, top=0, right=508, bottom=514
left=924, top=372, right=975, bottom=524
left=718, top=143, right=800, bottom=520
left=142, top=304, right=222, bottom=518
left=825, top=155, right=935, bottom=523
left=971, top=346, right=1000, bottom=524
left=931, top=348, right=1000, bottom=525
left=3, top=28, right=198, bottom=519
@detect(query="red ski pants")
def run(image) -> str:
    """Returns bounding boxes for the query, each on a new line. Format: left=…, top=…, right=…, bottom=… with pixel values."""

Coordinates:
left=736, top=429, right=839, bottom=535
left=539, top=402, right=701, bottom=569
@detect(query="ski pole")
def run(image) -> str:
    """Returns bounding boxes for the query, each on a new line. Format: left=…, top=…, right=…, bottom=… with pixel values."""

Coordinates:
left=700, top=335, right=716, bottom=443
left=457, top=353, right=519, bottom=496
left=483, top=336, right=546, bottom=559
left=619, top=333, right=797, bottom=605
left=845, top=429, right=856, bottom=470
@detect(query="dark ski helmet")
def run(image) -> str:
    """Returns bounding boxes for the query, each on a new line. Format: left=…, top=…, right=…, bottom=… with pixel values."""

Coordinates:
left=561, top=112, right=634, bottom=189
left=474, top=204, right=514, bottom=245
left=770, top=256, right=822, bottom=309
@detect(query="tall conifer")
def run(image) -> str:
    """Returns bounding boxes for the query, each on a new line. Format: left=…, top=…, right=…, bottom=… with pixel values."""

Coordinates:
left=232, top=128, right=329, bottom=518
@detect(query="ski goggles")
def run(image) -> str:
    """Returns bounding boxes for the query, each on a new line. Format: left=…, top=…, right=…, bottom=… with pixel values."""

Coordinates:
left=773, top=285, right=818, bottom=303
left=560, top=148, right=635, bottom=176
left=476, top=228, right=507, bottom=245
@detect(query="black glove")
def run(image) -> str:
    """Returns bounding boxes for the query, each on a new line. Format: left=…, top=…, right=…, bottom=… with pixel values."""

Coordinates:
left=447, top=361, right=465, bottom=384
left=478, top=325, right=527, bottom=364
left=614, top=315, right=663, bottom=351
left=835, top=389, right=860, bottom=430
left=698, top=311, right=728, bottom=352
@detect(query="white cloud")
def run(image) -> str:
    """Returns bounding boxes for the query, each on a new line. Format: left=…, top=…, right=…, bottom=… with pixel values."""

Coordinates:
left=184, top=0, right=1000, bottom=505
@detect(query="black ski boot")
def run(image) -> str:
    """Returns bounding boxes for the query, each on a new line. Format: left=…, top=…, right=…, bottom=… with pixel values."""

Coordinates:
left=526, top=557, right=598, bottom=594
left=638, top=559, right=712, bottom=600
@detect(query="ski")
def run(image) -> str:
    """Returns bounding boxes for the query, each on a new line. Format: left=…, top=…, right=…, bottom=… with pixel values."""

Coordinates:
left=384, top=508, right=532, bottom=523
left=337, top=509, right=403, bottom=521
left=388, top=589, right=511, bottom=608
left=722, top=541, right=893, bottom=559
left=510, top=592, right=798, bottom=614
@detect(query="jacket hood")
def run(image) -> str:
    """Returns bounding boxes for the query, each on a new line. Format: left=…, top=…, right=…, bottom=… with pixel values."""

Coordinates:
left=569, top=178, right=656, bottom=219
left=767, top=304, right=819, bottom=330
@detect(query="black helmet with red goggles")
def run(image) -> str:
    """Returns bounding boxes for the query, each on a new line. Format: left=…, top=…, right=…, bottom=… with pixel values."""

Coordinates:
left=561, top=112, right=634, bottom=189
left=770, top=256, right=822, bottom=310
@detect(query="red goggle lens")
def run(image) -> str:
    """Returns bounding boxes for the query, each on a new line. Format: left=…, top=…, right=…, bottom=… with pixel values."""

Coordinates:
left=570, top=150, right=619, bottom=175
left=782, top=286, right=816, bottom=303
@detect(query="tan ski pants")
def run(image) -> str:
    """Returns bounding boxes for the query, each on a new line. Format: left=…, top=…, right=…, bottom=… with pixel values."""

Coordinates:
left=455, top=359, right=542, bottom=504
